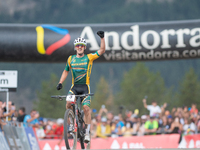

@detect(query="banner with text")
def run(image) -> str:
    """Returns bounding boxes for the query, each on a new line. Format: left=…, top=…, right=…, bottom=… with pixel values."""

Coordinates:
left=1, top=20, right=200, bottom=62
left=178, top=134, right=200, bottom=148
left=39, top=134, right=180, bottom=149
left=24, top=126, right=40, bottom=150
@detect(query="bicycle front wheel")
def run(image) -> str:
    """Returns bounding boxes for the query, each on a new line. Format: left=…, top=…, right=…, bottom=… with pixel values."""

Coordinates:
left=64, top=109, right=77, bottom=150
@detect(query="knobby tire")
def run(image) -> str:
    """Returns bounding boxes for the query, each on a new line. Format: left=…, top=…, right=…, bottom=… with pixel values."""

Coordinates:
left=64, top=109, right=77, bottom=150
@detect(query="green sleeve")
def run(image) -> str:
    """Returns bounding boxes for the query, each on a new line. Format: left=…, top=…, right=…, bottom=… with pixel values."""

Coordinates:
left=65, top=63, right=70, bottom=71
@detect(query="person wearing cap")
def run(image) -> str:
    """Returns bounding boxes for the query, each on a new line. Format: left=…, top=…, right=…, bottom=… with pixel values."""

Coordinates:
left=112, top=116, right=125, bottom=136
left=96, top=117, right=111, bottom=138
left=167, top=115, right=173, bottom=129
left=144, top=116, right=159, bottom=135
left=131, top=109, right=139, bottom=118
left=54, top=118, right=64, bottom=139
left=137, top=115, right=147, bottom=136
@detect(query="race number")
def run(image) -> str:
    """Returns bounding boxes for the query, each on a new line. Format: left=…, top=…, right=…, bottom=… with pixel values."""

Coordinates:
left=66, top=95, right=75, bottom=102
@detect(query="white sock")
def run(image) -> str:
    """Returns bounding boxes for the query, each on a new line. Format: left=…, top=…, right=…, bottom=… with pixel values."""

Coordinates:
left=86, top=124, right=90, bottom=134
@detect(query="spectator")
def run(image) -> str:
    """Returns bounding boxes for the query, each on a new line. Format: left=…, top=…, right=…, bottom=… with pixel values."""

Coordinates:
left=190, top=103, right=198, bottom=116
left=183, top=118, right=193, bottom=135
left=137, top=115, right=147, bottom=136
left=54, top=118, right=64, bottom=139
left=132, top=116, right=140, bottom=134
left=142, top=99, right=161, bottom=117
left=91, top=116, right=97, bottom=138
left=189, top=118, right=197, bottom=134
left=2, top=101, right=15, bottom=121
left=168, top=116, right=182, bottom=134
left=110, top=119, right=116, bottom=129
left=144, top=116, right=159, bottom=135
left=45, top=120, right=55, bottom=139
left=98, top=105, right=108, bottom=119
left=122, top=121, right=133, bottom=137
left=157, top=116, right=169, bottom=134
left=131, top=109, right=139, bottom=118
left=111, top=116, right=125, bottom=136
left=36, top=118, right=46, bottom=139
left=17, top=107, right=26, bottom=122
left=183, top=106, right=190, bottom=118
left=23, top=109, right=39, bottom=127
left=107, top=111, right=114, bottom=123
left=0, top=100, right=3, bottom=118
left=164, top=110, right=170, bottom=117
left=38, top=117, right=46, bottom=129
left=167, top=115, right=173, bottom=129
left=160, top=103, right=168, bottom=117
left=197, top=115, right=200, bottom=133
left=125, top=110, right=133, bottom=119
left=96, top=117, right=111, bottom=138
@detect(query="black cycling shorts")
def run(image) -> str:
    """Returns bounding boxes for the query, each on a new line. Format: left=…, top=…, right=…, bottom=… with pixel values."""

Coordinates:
left=68, top=84, right=91, bottom=107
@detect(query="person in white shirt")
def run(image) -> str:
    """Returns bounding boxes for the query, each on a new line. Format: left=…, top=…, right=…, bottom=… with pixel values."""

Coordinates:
left=142, top=99, right=161, bottom=117
left=183, top=118, right=197, bottom=135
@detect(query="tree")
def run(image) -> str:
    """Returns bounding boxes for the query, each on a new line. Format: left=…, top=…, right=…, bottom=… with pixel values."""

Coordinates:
left=91, top=76, right=114, bottom=112
left=35, top=73, right=66, bottom=118
left=116, top=62, right=172, bottom=115
left=178, top=68, right=200, bottom=109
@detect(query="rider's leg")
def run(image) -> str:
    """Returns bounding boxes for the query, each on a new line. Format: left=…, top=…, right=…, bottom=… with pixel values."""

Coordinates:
left=83, top=105, right=91, bottom=124
left=83, top=105, right=91, bottom=142
left=66, top=101, right=72, bottom=109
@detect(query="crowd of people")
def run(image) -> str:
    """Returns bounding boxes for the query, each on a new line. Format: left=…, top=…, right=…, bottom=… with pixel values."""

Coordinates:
left=0, top=98, right=200, bottom=141
left=91, top=99, right=200, bottom=140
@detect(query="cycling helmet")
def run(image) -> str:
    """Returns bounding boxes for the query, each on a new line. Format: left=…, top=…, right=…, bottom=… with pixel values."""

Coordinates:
left=74, top=37, right=87, bottom=46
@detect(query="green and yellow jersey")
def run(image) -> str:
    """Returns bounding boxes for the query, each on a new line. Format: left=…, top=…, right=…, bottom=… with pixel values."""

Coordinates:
left=65, top=51, right=100, bottom=85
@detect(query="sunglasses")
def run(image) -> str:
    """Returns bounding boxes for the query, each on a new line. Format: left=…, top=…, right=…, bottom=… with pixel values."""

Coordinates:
left=75, top=44, right=85, bottom=48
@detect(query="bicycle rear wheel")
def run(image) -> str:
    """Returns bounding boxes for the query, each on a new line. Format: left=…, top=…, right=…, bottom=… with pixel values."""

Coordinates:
left=64, top=109, right=77, bottom=150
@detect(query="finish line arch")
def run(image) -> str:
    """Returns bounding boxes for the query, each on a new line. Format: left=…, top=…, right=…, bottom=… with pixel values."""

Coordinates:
left=0, top=19, right=200, bottom=62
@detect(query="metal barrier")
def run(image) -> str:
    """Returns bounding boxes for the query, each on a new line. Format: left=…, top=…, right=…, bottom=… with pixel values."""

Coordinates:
left=0, top=131, right=10, bottom=150
left=2, top=122, right=40, bottom=150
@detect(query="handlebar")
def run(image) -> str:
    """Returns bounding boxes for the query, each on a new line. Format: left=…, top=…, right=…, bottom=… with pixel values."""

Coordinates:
left=51, top=93, right=94, bottom=100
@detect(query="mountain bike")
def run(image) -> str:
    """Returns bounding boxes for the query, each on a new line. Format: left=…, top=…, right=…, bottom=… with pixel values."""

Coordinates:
left=51, top=93, right=93, bottom=150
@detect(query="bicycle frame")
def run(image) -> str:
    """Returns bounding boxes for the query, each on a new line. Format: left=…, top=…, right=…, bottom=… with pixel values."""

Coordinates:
left=71, top=98, right=85, bottom=137
left=51, top=93, right=93, bottom=149
left=51, top=93, right=93, bottom=132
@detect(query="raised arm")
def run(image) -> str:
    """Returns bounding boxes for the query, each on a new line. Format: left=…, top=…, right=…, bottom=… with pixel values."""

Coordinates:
left=143, top=99, right=147, bottom=108
left=97, top=31, right=105, bottom=56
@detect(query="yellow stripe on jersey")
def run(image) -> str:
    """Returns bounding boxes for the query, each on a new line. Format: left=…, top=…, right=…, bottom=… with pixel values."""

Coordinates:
left=87, top=51, right=100, bottom=61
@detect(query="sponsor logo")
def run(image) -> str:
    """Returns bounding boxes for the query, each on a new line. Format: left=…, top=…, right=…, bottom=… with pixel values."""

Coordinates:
left=36, top=25, right=70, bottom=55
left=71, top=62, right=87, bottom=66
left=79, top=25, right=200, bottom=61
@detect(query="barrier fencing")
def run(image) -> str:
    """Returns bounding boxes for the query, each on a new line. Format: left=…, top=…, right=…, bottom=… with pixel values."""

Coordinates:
left=1, top=122, right=200, bottom=150
left=1, top=123, right=40, bottom=150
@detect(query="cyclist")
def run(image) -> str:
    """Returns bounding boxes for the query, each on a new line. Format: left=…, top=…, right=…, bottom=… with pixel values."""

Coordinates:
left=56, top=31, right=105, bottom=143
